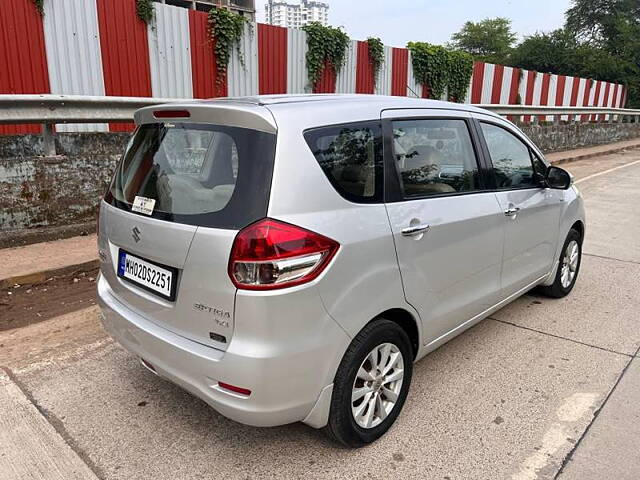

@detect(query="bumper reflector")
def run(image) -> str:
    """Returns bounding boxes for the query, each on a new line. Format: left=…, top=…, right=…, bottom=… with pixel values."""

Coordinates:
left=218, top=382, right=251, bottom=396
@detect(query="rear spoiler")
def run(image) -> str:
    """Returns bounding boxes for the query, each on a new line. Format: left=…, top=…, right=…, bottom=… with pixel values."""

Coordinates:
left=135, top=102, right=277, bottom=134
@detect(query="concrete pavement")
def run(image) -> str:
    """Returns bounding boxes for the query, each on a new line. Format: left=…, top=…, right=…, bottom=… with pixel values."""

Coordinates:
left=1, top=149, right=640, bottom=479
left=0, top=370, right=98, bottom=480
left=560, top=361, right=640, bottom=480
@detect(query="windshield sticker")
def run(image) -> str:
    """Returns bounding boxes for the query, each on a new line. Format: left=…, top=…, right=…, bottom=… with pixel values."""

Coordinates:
left=132, top=196, right=156, bottom=216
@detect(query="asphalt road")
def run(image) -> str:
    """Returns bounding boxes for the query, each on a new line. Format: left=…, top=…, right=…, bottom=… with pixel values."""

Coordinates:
left=1, top=149, right=640, bottom=480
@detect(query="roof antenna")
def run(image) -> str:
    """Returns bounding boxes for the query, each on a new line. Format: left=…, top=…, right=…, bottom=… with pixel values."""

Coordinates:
left=407, top=85, right=420, bottom=98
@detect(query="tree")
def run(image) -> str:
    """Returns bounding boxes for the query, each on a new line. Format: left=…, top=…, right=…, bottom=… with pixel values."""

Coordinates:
left=511, top=30, right=627, bottom=82
left=566, top=0, right=640, bottom=50
left=510, top=29, right=579, bottom=75
left=565, top=0, right=640, bottom=106
left=450, top=17, right=516, bottom=64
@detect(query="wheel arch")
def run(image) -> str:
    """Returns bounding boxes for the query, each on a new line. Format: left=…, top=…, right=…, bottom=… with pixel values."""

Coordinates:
left=375, top=308, right=420, bottom=360
left=570, top=219, right=585, bottom=240
left=541, top=213, right=586, bottom=287
left=304, top=306, right=420, bottom=430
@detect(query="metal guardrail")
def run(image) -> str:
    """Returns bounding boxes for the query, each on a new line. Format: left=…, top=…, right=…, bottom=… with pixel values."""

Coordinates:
left=1, top=94, right=640, bottom=155
left=476, top=104, right=640, bottom=117
left=0, top=94, right=177, bottom=124
left=0, top=95, right=178, bottom=155
left=479, top=104, right=640, bottom=130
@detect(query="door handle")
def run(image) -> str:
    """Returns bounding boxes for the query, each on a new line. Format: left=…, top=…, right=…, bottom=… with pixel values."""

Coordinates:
left=504, top=207, right=520, bottom=217
left=401, top=224, right=430, bottom=236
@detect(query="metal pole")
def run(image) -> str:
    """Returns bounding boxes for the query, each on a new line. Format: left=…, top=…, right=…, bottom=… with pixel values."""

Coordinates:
left=41, top=123, right=56, bottom=156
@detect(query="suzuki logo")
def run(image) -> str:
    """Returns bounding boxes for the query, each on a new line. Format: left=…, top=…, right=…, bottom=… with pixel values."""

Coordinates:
left=132, top=226, right=141, bottom=243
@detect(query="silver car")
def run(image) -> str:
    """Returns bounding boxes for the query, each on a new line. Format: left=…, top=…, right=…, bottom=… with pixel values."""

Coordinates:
left=97, top=95, right=584, bottom=447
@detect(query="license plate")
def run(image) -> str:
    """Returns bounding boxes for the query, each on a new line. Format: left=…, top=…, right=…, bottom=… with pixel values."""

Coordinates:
left=117, top=250, right=177, bottom=301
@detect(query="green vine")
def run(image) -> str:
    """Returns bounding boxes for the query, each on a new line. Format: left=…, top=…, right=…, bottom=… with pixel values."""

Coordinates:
left=367, top=37, right=385, bottom=89
left=407, top=42, right=450, bottom=99
left=32, top=0, right=44, bottom=15
left=136, top=0, right=154, bottom=24
left=208, top=8, right=249, bottom=84
left=407, top=42, right=473, bottom=102
left=302, top=22, right=350, bottom=87
left=447, top=50, right=473, bottom=102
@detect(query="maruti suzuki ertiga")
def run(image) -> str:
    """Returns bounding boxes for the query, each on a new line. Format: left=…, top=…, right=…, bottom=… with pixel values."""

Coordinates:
left=97, top=95, right=584, bottom=447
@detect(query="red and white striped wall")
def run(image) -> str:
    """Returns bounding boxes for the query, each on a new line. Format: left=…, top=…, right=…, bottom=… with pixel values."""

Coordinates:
left=44, top=0, right=107, bottom=132
left=0, top=0, right=628, bottom=134
left=469, top=62, right=626, bottom=122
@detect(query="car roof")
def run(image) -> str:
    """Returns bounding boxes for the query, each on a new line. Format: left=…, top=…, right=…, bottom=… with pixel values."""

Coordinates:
left=138, top=94, right=502, bottom=132
left=202, top=93, right=492, bottom=113
left=207, top=94, right=500, bottom=129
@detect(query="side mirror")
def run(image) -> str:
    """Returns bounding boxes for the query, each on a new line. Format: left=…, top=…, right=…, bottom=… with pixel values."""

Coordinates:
left=545, top=166, right=572, bottom=190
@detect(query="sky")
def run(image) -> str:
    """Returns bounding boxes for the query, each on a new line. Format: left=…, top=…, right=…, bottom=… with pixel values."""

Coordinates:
left=256, top=0, right=574, bottom=48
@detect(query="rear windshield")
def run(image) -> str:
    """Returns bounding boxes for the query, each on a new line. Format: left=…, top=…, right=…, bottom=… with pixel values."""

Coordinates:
left=105, top=122, right=276, bottom=229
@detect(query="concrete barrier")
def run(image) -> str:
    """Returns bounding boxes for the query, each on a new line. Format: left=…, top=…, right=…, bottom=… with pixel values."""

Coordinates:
left=0, top=133, right=125, bottom=247
left=521, top=122, right=640, bottom=153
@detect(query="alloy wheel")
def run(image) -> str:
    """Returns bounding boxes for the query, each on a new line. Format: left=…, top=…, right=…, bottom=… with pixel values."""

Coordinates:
left=560, top=240, right=579, bottom=288
left=351, top=343, right=404, bottom=429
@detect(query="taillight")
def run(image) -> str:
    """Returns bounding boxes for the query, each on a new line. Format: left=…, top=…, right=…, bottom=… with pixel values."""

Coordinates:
left=228, top=218, right=339, bottom=290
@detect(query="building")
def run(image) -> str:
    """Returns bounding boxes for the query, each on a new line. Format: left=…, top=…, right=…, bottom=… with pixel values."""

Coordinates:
left=265, top=0, right=329, bottom=28
left=157, top=0, right=256, bottom=21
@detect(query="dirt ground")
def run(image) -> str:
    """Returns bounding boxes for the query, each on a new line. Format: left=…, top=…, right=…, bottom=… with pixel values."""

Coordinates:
left=0, top=267, right=98, bottom=331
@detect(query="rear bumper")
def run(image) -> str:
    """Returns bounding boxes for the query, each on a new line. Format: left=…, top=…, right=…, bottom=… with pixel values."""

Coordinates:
left=97, top=274, right=349, bottom=427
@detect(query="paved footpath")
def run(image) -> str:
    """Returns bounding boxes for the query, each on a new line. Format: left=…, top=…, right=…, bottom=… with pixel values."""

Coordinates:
left=0, top=235, right=97, bottom=288
left=1, top=148, right=639, bottom=479
left=545, top=138, right=640, bottom=165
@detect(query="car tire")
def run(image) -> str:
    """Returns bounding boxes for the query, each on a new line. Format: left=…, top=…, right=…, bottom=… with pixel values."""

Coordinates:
left=324, top=319, right=413, bottom=448
left=539, top=228, right=582, bottom=298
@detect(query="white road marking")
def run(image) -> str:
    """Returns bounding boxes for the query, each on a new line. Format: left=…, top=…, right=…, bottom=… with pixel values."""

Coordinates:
left=512, top=392, right=598, bottom=480
left=575, top=158, right=640, bottom=184
left=513, top=424, right=567, bottom=480
left=556, top=393, right=599, bottom=422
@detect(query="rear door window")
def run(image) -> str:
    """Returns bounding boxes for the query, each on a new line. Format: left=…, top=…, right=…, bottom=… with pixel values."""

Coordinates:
left=105, top=123, right=276, bottom=229
left=391, top=119, right=482, bottom=198
left=304, top=121, right=383, bottom=203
